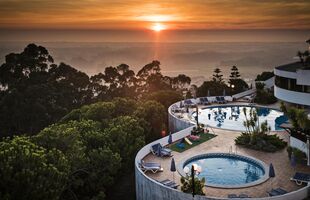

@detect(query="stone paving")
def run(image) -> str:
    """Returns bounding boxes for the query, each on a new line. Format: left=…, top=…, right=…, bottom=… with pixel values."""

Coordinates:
left=143, top=128, right=310, bottom=198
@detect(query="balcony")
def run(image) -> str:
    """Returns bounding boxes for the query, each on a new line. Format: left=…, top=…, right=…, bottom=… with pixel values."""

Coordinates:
left=274, top=85, right=310, bottom=106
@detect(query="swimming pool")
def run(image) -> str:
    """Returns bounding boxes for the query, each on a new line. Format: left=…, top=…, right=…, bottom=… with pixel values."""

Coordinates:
left=193, top=105, right=287, bottom=131
left=179, top=153, right=269, bottom=188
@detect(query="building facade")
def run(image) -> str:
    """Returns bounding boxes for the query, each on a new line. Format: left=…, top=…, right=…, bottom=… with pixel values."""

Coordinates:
left=274, top=62, right=310, bottom=108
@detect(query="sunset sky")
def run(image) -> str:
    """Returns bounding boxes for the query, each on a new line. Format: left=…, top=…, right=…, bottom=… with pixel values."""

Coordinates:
left=1, top=0, right=310, bottom=30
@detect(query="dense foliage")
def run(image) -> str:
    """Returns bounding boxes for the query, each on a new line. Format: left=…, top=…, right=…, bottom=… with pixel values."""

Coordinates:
left=235, top=107, right=286, bottom=152
left=0, top=44, right=190, bottom=137
left=296, top=39, right=310, bottom=67
left=0, top=98, right=166, bottom=199
left=255, top=71, right=274, bottom=81
left=197, top=66, right=248, bottom=97
left=0, top=136, right=69, bottom=200
left=280, top=103, right=310, bottom=140
left=287, top=146, right=307, bottom=164
left=254, top=82, right=277, bottom=104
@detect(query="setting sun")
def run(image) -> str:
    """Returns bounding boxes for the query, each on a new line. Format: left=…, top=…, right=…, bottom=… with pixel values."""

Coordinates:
left=151, top=23, right=165, bottom=32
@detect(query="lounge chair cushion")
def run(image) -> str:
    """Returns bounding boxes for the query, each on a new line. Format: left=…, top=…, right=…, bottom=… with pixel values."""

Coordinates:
left=227, top=194, right=238, bottom=198
left=267, top=188, right=287, bottom=196
left=293, top=172, right=310, bottom=182
left=151, top=143, right=172, bottom=157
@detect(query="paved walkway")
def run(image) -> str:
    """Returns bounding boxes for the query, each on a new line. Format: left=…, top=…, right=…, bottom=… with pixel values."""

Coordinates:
left=143, top=128, right=310, bottom=198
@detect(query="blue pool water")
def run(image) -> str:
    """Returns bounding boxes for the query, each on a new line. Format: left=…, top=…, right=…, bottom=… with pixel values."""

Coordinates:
left=194, top=105, right=287, bottom=131
left=184, top=154, right=265, bottom=187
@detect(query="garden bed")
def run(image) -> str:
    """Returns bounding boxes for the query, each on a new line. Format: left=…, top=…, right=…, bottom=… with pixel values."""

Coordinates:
left=169, top=133, right=217, bottom=153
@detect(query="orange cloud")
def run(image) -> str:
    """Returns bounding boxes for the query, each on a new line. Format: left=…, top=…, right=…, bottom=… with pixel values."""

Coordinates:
left=0, top=0, right=309, bottom=30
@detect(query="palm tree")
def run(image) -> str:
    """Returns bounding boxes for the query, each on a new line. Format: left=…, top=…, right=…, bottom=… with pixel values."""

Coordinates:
left=297, top=51, right=304, bottom=64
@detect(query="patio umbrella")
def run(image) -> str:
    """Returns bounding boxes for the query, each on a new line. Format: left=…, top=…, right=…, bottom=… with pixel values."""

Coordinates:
left=269, top=163, right=275, bottom=188
left=179, top=100, right=183, bottom=108
left=269, top=163, right=275, bottom=177
left=291, top=152, right=296, bottom=170
left=223, top=89, right=226, bottom=96
left=157, top=144, right=161, bottom=157
left=168, top=132, right=172, bottom=144
left=170, top=158, right=176, bottom=181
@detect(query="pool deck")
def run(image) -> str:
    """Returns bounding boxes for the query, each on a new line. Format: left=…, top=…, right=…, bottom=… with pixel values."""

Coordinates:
left=143, top=121, right=310, bottom=198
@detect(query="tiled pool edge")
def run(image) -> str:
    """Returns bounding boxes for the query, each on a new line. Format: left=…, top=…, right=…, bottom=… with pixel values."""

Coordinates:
left=177, top=153, right=270, bottom=189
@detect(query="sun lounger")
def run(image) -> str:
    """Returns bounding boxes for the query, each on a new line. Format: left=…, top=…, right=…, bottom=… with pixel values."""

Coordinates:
left=238, top=193, right=249, bottom=198
left=171, top=104, right=183, bottom=113
left=150, top=143, right=172, bottom=157
left=291, top=172, right=310, bottom=185
left=199, top=97, right=210, bottom=105
left=184, top=99, right=195, bottom=107
left=267, top=188, right=288, bottom=196
left=220, top=96, right=227, bottom=103
left=184, top=137, right=192, bottom=145
left=227, top=194, right=238, bottom=198
left=139, top=160, right=163, bottom=173
left=159, top=179, right=179, bottom=189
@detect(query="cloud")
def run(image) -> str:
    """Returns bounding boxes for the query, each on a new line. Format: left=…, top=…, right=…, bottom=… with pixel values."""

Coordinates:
left=0, top=0, right=309, bottom=29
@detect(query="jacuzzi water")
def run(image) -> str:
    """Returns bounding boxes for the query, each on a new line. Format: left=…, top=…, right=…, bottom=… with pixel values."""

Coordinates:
left=194, top=105, right=287, bottom=131
left=184, top=154, right=265, bottom=187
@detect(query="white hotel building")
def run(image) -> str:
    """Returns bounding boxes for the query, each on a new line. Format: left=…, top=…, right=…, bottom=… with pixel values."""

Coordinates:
left=274, top=62, right=310, bottom=108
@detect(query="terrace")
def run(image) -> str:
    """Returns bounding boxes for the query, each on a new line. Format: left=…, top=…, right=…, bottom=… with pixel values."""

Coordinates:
left=135, top=100, right=310, bottom=200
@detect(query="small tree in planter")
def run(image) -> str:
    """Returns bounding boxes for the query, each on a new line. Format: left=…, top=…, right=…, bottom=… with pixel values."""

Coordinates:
left=191, top=124, right=204, bottom=135
left=287, top=147, right=307, bottom=165
left=180, top=176, right=205, bottom=195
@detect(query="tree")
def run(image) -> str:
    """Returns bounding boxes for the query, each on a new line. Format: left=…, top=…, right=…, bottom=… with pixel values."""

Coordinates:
left=197, top=80, right=227, bottom=97
left=60, top=101, right=116, bottom=128
left=180, top=176, right=205, bottom=195
left=144, top=90, right=183, bottom=110
left=34, top=120, right=122, bottom=200
left=254, top=82, right=277, bottom=104
left=171, top=74, right=191, bottom=90
left=212, top=68, right=224, bottom=83
left=229, top=65, right=240, bottom=79
left=296, top=39, right=310, bottom=66
left=281, top=104, right=310, bottom=135
left=136, top=60, right=172, bottom=94
left=0, top=44, right=92, bottom=137
left=0, top=136, right=69, bottom=200
left=134, top=100, right=166, bottom=142
left=255, top=71, right=274, bottom=81
left=90, top=64, right=137, bottom=101
left=297, top=51, right=304, bottom=64
left=228, top=66, right=248, bottom=94
left=104, top=116, right=145, bottom=166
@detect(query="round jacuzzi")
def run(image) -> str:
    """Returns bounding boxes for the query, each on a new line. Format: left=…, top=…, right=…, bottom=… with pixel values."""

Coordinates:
left=178, top=153, right=269, bottom=188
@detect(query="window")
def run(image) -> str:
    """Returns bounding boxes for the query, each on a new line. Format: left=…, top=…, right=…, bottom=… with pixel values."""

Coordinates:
left=275, top=76, right=310, bottom=93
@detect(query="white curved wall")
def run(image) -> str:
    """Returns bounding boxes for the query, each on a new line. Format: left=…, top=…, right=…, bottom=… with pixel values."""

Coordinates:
left=290, top=137, right=308, bottom=154
left=274, top=68, right=297, bottom=79
left=274, top=86, right=310, bottom=106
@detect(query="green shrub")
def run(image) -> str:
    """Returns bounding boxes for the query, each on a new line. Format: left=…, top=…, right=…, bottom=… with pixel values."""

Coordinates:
left=235, top=133, right=287, bottom=152
left=254, top=90, right=277, bottom=104
left=287, top=146, right=307, bottom=164
left=255, top=71, right=274, bottom=81
left=181, top=176, right=205, bottom=195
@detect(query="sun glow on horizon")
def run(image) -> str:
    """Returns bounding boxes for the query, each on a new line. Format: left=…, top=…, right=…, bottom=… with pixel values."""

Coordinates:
left=151, top=23, right=166, bottom=32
